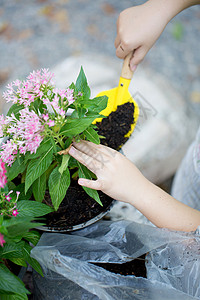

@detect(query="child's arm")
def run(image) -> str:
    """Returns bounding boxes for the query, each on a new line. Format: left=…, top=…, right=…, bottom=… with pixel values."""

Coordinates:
left=115, top=0, right=200, bottom=71
left=69, top=141, right=200, bottom=232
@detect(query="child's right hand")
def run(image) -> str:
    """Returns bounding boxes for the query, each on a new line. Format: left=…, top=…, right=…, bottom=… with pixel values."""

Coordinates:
left=69, top=140, right=200, bottom=231
left=115, top=1, right=168, bottom=71
left=68, top=140, right=149, bottom=205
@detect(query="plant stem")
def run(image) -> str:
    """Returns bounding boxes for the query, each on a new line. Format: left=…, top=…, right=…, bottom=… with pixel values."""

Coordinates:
left=55, top=135, right=65, bottom=149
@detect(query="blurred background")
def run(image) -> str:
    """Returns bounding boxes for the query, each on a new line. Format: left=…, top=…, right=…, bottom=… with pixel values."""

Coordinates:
left=0, top=0, right=200, bottom=102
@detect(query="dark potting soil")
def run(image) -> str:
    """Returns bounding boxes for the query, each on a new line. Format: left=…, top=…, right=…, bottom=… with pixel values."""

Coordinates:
left=42, top=180, right=113, bottom=231
left=95, top=102, right=135, bottom=150
left=93, top=254, right=147, bottom=278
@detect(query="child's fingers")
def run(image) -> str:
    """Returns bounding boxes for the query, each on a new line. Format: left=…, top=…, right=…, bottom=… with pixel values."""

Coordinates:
left=130, top=45, right=147, bottom=66
left=73, top=140, right=117, bottom=159
left=114, top=34, right=120, bottom=49
left=116, top=42, right=130, bottom=59
left=72, top=141, right=107, bottom=162
left=69, top=146, right=104, bottom=174
left=78, top=178, right=102, bottom=190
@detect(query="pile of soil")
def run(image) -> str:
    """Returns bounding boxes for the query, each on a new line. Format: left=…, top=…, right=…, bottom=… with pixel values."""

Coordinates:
left=95, top=102, right=135, bottom=150
left=93, top=254, right=147, bottom=277
left=42, top=180, right=113, bottom=231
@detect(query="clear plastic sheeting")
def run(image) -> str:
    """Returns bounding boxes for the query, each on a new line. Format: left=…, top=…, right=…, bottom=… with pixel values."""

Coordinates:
left=146, top=227, right=200, bottom=299
left=31, top=220, right=200, bottom=300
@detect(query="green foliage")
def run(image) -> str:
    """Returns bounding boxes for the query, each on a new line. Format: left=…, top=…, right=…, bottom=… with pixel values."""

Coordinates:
left=6, top=104, right=24, bottom=118
left=25, top=145, right=54, bottom=193
left=77, top=162, right=102, bottom=206
left=3, top=67, right=108, bottom=211
left=49, top=166, right=70, bottom=210
left=0, top=200, right=52, bottom=298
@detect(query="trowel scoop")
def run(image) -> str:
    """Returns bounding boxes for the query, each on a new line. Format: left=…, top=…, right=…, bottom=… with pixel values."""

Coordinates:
left=94, top=53, right=139, bottom=149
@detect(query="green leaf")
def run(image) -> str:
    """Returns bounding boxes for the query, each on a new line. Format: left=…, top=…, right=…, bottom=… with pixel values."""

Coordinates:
left=77, top=107, right=87, bottom=118
left=70, top=110, right=79, bottom=119
left=75, top=67, right=90, bottom=98
left=22, top=230, right=41, bottom=246
left=32, top=172, right=46, bottom=202
left=64, top=137, right=73, bottom=149
left=24, top=137, right=53, bottom=163
left=0, top=241, right=24, bottom=259
left=0, top=293, right=28, bottom=300
left=83, top=127, right=100, bottom=144
left=6, top=104, right=24, bottom=118
left=58, top=154, right=70, bottom=174
left=17, top=200, right=53, bottom=218
left=3, top=217, right=43, bottom=236
left=7, top=156, right=26, bottom=181
left=60, top=117, right=96, bottom=136
left=90, top=95, right=108, bottom=112
left=32, top=98, right=46, bottom=113
left=49, top=166, right=70, bottom=210
left=50, top=135, right=57, bottom=153
left=23, top=243, right=43, bottom=276
left=0, top=264, right=29, bottom=295
left=9, top=258, right=27, bottom=268
left=25, top=146, right=54, bottom=193
left=12, top=183, right=32, bottom=201
left=77, top=162, right=102, bottom=206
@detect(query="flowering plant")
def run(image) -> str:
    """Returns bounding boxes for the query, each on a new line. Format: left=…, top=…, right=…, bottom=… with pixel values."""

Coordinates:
left=0, top=68, right=108, bottom=210
left=0, top=159, right=53, bottom=299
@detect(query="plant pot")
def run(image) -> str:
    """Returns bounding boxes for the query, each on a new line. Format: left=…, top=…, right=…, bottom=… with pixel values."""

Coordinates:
left=37, top=182, right=114, bottom=233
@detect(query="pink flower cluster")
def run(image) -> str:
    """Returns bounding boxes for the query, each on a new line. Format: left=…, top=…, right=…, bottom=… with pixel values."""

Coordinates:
left=0, top=68, right=77, bottom=167
left=2, top=68, right=75, bottom=112
left=1, top=109, right=45, bottom=165
left=43, top=87, right=74, bottom=116
left=0, top=159, right=7, bottom=188
left=3, top=69, right=55, bottom=107
left=0, top=188, right=20, bottom=218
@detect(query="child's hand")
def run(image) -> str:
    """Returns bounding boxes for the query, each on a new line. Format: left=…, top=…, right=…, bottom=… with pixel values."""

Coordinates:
left=68, top=140, right=148, bottom=204
left=115, top=1, right=168, bottom=70
left=69, top=140, right=200, bottom=231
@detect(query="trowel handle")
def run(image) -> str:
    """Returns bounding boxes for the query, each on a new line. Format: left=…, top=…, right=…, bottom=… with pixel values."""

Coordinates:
left=121, top=52, right=134, bottom=80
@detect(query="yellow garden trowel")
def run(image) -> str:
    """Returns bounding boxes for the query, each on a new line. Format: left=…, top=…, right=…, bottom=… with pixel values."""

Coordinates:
left=94, top=53, right=139, bottom=150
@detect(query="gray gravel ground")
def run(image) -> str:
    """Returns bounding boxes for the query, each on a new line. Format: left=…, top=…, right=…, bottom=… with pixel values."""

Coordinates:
left=0, top=0, right=200, bottom=111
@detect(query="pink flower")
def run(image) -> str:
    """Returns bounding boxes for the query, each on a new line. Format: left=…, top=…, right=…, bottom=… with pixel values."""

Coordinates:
left=1, top=140, right=18, bottom=166
left=1, top=108, right=45, bottom=165
left=0, top=233, right=6, bottom=247
left=47, top=120, right=55, bottom=127
left=5, top=195, right=11, bottom=201
left=0, top=115, right=6, bottom=137
left=66, top=88, right=74, bottom=104
left=12, top=209, right=18, bottom=217
left=16, top=191, right=20, bottom=201
left=0, top=159, right=7, bottom=188
left=59, top=109, right=65, bottom=116
left=42, top=114, right=49, bottom=121
left=2, top=68, right=55, bottom=107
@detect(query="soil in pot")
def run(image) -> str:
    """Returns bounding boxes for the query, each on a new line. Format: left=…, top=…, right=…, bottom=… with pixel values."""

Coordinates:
left=95, top=102, right=135, bottom=150
left=42, top=179, right=114, bottom=231
left=92, top=254, right=147, bottom=278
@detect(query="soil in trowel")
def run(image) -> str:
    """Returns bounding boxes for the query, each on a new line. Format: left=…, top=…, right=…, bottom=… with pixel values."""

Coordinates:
left=95, top=102, right=135, bottom=150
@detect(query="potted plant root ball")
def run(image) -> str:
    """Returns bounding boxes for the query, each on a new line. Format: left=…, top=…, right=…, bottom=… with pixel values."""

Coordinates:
left=0, top=68, right=114, bottom=232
